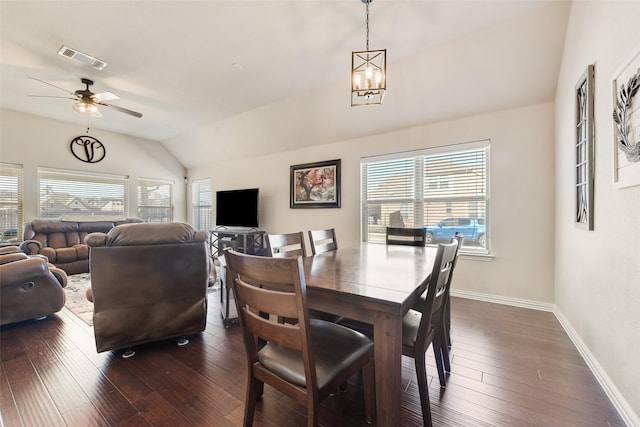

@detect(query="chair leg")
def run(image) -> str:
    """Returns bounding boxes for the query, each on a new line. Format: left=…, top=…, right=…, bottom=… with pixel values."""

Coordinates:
left=362, top=361, right=376, bottom=425
left=432, top=338, right=447, bottom=388
left=243, top=375, right=261, bottom=427
left=414, top=354, right=433, bottom=427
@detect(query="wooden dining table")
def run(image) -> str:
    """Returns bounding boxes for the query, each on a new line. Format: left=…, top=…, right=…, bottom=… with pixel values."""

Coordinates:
left=301, top=242, right=438, bottom=427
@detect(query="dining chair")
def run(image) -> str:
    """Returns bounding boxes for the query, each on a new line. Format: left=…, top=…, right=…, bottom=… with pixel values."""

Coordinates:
left=412, top=233, right=464, bottom=388
left=308, top=228, right=338, bottom=255
left=337, top=240, right=458, bottom=426
left=266, top=231, right=307, bottom=257
left=386, top=226, right=427, bottom=246
left=269, top=231, right=342, bottom=323
left=403, top=240, right=458, bottom=426
left=224, top=248, right=376, bottom=427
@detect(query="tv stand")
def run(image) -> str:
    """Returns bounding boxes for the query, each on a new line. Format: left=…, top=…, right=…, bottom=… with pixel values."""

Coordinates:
left=209, top=228, right=265, bottom=258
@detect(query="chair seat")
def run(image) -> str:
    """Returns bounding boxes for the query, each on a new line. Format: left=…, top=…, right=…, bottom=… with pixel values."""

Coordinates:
left=402, top=309, right=438, bottom=349
left=258, top=319, right=373, bottom=389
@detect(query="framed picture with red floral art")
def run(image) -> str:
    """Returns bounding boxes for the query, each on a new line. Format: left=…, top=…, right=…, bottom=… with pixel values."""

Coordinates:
left=290, top=159, right=341, bottom=208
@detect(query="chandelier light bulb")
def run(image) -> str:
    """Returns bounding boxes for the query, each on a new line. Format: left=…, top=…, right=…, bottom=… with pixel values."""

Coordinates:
left=354, top=74, right=362, bottom=90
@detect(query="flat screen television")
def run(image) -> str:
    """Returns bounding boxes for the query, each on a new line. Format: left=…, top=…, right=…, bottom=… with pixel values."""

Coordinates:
left=215, top=188, right=259, bottom=228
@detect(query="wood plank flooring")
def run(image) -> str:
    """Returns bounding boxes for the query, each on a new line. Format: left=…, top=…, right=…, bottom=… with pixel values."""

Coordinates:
left=0, top=294, right=626, bottom=426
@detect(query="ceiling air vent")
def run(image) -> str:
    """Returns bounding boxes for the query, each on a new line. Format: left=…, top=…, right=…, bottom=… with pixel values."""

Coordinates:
left=57, top=46, right=108, bottom=71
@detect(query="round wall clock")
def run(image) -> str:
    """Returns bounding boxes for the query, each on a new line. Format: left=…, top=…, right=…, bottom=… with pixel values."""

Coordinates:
left=70, top=135, right=106, bottom=163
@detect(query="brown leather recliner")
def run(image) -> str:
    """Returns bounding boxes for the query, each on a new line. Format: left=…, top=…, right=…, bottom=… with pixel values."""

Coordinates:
left=20, top=218, right=144, bottom=275
left=85, top=222, right=210, bottom=353
left=0, top=246, right=68, bottom=326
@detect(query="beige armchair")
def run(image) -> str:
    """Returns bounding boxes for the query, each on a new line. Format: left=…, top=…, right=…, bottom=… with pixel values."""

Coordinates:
left=85, top=222, right=211, bottom=354
left=0, top=246, right=68, bottom=326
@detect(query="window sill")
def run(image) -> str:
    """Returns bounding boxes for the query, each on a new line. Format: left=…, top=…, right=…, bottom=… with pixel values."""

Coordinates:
left=460, top=252, right=494, bottom=261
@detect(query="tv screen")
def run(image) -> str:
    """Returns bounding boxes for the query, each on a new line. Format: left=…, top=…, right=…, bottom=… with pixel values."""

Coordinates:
left=215, top=188, right=259, bottom=228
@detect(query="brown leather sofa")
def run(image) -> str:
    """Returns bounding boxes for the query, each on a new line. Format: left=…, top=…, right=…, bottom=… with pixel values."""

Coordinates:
left=20, top=218, right=143, bottom=275
left=0, top=246, right=68, bottom=326
left=85, top=222, right=210, bottom=353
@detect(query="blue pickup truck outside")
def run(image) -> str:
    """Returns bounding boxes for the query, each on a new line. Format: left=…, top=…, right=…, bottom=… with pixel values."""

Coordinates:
left=424, top=217, right=486, bottom=247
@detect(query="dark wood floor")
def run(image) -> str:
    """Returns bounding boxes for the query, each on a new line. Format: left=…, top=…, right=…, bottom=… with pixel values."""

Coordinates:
left=1, top=293, right=625, bottom=427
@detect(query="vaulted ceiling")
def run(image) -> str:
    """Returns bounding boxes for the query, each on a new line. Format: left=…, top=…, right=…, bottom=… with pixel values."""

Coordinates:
left=0, top=1, right=571, bottom=168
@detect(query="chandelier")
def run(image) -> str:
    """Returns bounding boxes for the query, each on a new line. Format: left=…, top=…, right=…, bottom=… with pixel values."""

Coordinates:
left=351, top=0, right=386, bottom=106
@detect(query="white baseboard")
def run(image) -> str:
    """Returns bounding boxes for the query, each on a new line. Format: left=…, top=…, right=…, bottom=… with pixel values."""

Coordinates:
left=553, top=309, right=639, bottom=427
left=451, top=289, right=639, bottom=427
left=450, top=289, right=555, bottom=312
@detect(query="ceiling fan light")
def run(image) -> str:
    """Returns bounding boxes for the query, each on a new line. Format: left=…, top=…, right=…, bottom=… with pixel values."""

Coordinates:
left=73, top=100, right=102, bottom=117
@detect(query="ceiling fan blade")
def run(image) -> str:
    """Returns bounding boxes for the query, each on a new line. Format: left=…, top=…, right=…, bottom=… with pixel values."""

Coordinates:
left=97, top=101, right=143, bottom=118
left=93, top=91, right=119, bottom=101
left=28, top=77, right=77, bottom=97
left=28, top=95, right=77, bottom=100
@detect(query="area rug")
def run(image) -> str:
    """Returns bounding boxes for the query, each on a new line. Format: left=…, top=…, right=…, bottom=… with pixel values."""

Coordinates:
left=64, top=273, right=94, bottom=326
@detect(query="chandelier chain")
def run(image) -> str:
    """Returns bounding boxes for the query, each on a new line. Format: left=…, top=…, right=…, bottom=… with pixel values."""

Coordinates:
left=365, top=1, right=370, bottom=51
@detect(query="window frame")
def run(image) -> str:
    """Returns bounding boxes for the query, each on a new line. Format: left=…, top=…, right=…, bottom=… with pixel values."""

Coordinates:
left=191, top=178, right=212, bottom=231
left=0, top=163, right=24, bottom=243
left=37, top=167, right=129, bottom=220
left=137, top=178, right=174, bottom=222
left=361, top=141, right=490, bottom=254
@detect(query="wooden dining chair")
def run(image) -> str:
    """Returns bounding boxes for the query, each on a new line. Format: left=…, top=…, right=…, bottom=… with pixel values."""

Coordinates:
left=403, top=240, right=458, bottom=426
left=337, top=240, right=458, bottom=426
left=224, top=248, right=375, bottom=427
left=411, top=233, right=463, bottom=380
left=269, top=231, right=342, bottom=323
left=386, top=227, right=427, bottom=246
left=308, top=228, right=338, bottom=255
left=266, top=231, right=306, bottom=257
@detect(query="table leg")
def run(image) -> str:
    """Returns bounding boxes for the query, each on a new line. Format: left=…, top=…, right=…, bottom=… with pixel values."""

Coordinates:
left=373, top=311, right=403, bottom=427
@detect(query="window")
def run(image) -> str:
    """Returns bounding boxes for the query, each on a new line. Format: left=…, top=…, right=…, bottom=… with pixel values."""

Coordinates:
left=361, top=141, right=489, bottom=253
left=192, top=178, right=211, bottom=231
left=0, top=163, right=23, bottom=243
left=138, top=178, right=173, bottom=222
left=38, top=168, right=128, bottom=219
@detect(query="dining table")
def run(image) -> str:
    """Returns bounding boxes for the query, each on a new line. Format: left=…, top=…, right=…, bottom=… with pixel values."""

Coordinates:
left=301, top=242, right=438, bottom=427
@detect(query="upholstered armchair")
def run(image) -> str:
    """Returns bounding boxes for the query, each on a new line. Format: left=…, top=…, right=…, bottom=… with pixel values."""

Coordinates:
left=0, top=246, right=68, bottom=326
left=85, top=222, right=211, bottom=354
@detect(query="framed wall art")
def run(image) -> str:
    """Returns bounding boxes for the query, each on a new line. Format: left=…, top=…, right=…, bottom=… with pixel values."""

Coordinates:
left=290, top=159, right=341, bottom=208
left=612, top=44, right=640, bottom=188
left=575, top=64, right=595, bottom=230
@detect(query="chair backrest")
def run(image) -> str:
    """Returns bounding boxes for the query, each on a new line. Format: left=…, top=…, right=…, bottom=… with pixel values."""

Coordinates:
left=86, top=222, right=210, bottom=353
left=224, top=248, right=319, bottom=392
left=308, top=228, right=338, bottom=255
left=266, top=231, right=307, bottom=257
left=386, top=227, right=427, bottom=246
left=450, top=232, right=464, bottom=279
left=414, top=241, right=458, bottom=351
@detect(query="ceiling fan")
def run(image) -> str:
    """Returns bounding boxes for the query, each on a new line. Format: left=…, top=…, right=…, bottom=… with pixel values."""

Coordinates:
left=28, top=77, right=143, bottom=118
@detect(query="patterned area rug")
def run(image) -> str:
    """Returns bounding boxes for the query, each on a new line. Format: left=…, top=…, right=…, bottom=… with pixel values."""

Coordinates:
left=64, top=273, right=93, bottom=326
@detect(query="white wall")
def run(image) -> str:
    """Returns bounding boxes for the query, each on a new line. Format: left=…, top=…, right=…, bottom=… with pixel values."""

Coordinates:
left=190, top=102, right=556, bottom=304
left=555, top=1, right=640, bottom=424
left=0, top=109, right=187, bottom=223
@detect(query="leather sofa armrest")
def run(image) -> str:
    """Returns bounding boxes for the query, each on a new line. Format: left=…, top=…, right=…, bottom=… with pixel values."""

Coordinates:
left=85, top=232, right=108, bottom=247
left=0, top=257, right=50, bottom=288
left=47, top=264, right=68, bottom=288
left=0, top=252, right=28, bottom=265
left=19, top=240, right=43, bottom=255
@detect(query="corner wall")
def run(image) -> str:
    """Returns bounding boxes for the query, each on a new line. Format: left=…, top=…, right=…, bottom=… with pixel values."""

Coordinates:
left=0, top=109, right=187, bottom=223
left=190, top=102, right=556, bottom=304
left=554, top=1, right=640, bottom=423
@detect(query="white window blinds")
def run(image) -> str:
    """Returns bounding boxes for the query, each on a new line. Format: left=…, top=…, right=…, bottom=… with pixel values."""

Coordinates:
left=0, top=163, right=23, bottom=242
left=191, top=178, right=212, bottom=231
left=38, top=168, right=128, bottom=220
left=138, top=178, right=174, bottom=222
left=361, top=142, right=489, bottom=252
